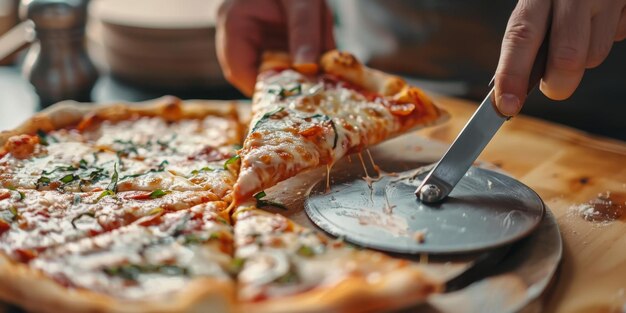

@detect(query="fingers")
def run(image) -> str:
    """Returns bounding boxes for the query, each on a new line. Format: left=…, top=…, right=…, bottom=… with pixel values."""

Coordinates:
left=217, top=0, right=285, bottom=96
left=216, top=1, right=259, bottom=96
left=540, top=0, right=591, bottom=101
left=494, top=0, right=552, bottom=116
left=587, top=4, right=622, bottom=68
left=283, top=0, right=323, bottom=65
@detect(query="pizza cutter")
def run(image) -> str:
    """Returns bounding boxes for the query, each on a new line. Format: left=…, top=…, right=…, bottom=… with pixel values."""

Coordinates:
left=305, top=40, right=549, bottom=255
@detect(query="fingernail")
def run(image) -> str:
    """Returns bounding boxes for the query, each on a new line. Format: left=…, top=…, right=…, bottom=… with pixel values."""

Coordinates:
left=497, top=93, right=521, bottom=117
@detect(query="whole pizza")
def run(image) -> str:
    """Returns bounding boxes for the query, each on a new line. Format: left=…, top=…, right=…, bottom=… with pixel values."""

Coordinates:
left=0, top=51, right=446, bottom=313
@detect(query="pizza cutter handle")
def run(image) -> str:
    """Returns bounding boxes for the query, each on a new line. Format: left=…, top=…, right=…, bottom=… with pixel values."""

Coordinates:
left=416, top=35, right=548, bottom=203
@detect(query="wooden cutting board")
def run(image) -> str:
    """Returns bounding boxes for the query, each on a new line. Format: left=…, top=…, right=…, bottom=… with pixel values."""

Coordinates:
left=0, top=94, right=623, bottom=311
left=418, top=95, right=626, bottom=313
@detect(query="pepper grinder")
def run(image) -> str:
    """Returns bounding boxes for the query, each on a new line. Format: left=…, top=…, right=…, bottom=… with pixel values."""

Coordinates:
left=21, top=0, right=98, bottom=107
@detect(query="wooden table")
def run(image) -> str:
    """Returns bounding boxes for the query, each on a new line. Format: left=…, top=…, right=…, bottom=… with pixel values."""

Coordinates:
left=418, top=95, right=626, bottom=313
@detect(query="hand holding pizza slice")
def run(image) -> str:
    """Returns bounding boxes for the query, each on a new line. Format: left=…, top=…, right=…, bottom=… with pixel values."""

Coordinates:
left=233, top=50, right=445, bottom=202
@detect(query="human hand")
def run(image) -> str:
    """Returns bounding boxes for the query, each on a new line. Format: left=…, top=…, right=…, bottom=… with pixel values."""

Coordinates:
left=494, top=0, right=626, bottom=116
left=216, top=0, right=335, bottom=96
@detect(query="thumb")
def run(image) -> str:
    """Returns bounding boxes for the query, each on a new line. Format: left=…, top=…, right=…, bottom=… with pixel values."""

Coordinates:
left=495, top=0, right=550, bottom=117
left=282, top=0, right=323, bottom=66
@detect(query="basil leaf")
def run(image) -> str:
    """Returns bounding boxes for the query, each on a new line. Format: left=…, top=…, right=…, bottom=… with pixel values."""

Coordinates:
left=254, top=191, right=266, bottom=200
left=230, top=258, right=245, bottom=274
left=297, top=245, right=315, bottom=257
left=190, top=166, right=214, bottom=176
left=183, top=234, right=203, bottom=245
left=7, top=187, right=25, bottom=201
left=60, top=174, right=78, bottom=184
left=79, top=159, right=88, bottom=169
left=8, top=207, right=18, bottom=221
left=42, top=165, right=77, bottom=176
left=97, top=190, right=115, bottom=201
left=269, top=84, right=301, bottom=99
left=149, top=189, right=167, bottom=199
left=70, top=212, right=95, bottom=229
left=250, top=107, right=285, bottom=133
left=103, top=264, right=189, bottom=281
left=275, top=271, right=299, bottom=284
left=106, top=164, right=119, bottom=192
left=223, top=155, right=240, bottom=170
left=36, top=129, right=52, bottom=146
left=287, top=84, right=302, bottom=96
left=257, top=199, right=288, bottom=210
left=36, top=176, right=51, bottom=188
left=119, top=160, right=168, bottom=181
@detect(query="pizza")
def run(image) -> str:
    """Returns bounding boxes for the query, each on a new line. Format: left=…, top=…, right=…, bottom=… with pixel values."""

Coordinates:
left=233, top=50, right=445, bottom=202
left=0, top=51, right=444, bottom=313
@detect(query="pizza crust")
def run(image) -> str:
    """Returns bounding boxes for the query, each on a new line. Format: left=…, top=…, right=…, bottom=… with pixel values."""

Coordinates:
left=0, top=96, right=240, bottom=152
left=242, top=265, right=441, bottom=313
left=0, top=254, right=235, bottom=313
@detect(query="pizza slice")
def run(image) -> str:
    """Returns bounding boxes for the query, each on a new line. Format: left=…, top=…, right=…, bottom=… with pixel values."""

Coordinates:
left=231, top=204, right=442, bottom=313
left=0, top=187, right=221, bottom=262
left=233, top=50, right=445, bottom=202
left=0, top=202, right=236, bottom=313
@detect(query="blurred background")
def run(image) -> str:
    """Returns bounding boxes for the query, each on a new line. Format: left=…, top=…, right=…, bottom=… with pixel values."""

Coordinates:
left=0, top=0, right=624, bottom=139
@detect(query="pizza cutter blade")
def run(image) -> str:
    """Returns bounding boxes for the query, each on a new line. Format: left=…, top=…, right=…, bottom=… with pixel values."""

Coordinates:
left=305, top=165, right=544, bottom=254
left=305, top=40, right=548, bottom=254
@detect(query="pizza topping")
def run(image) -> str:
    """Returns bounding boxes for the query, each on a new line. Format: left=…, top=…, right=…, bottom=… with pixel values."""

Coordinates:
left=190, top=166, right=214, bottom=176
left=238, top=250, right=290, bottom=285
left=14, top=248, right=37, bottom=262
left=149, top=189, right=168, bottom=199
left=118, top=160, right=169, bottom=181
left=0, top=219, right=10, bottom=235
left=36, top=129, right=57, bottom=146
left=6, top=187, right=25, bottom=201
left=296, top=245, right=315, bottom=257
left=3, top=134, right=41, bottom=159
left=250, top=107, right=286, bottom=134
left=269, top=83, right=302, bottom=100
left=70, top=212, right=96, bottom=229
left=254, top=191, right=288, bottom=210
left=224, top=155, right=240, bottom=170
left=30, top=203, right=235, bottom=299
left=103, top=264, right=190, bottom=282
left=97, top=164, right=119, bottom=201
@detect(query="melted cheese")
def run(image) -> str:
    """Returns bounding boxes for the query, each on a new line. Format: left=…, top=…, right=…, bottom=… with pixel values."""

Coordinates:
left=236, top=69, right=406, bottom=200
left=32, top=206, right=233, bottom=299
left=0, top=188, right=220, bottom=260
left=233, top=209, right=419, bottom=301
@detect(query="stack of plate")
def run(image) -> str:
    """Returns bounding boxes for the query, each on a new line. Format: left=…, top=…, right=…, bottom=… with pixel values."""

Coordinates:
left=88, top=0, right=227, bottom=90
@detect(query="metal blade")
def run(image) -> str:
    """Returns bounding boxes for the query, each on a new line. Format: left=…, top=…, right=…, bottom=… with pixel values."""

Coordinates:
left=416, top=89, right=505, bottom=203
